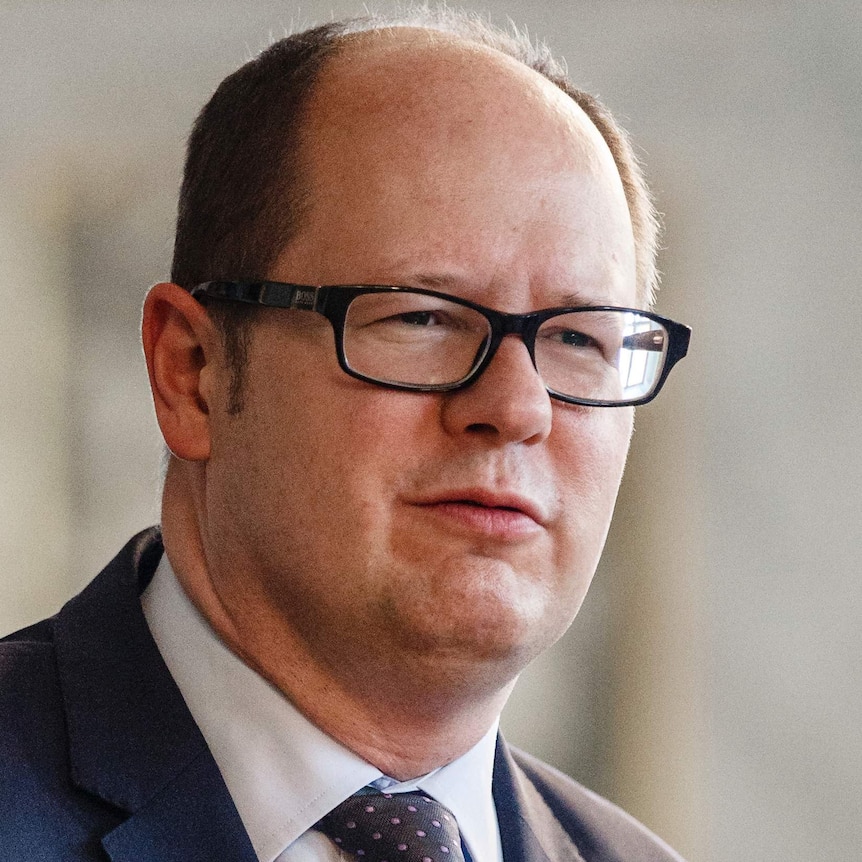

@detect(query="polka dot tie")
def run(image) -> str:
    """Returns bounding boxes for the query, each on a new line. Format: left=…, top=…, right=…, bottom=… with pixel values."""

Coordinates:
left=314, top=791, right=467, bottom=862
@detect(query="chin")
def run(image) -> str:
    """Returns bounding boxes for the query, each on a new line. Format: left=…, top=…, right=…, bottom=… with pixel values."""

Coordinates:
left=377, top=551, right=587, bottom=666
left=393, top=592, right=573, bottom=672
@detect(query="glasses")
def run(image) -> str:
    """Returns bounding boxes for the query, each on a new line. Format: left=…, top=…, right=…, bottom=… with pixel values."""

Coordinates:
left=191, top=280, right=691, bottom=407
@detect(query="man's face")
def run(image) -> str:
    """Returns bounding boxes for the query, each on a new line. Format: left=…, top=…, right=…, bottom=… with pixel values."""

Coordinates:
left=201, top=35, right=637, bottom=699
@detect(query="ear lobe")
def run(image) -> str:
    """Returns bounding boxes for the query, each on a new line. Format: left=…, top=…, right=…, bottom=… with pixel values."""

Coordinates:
left=142, top=282, right=218, bottom=461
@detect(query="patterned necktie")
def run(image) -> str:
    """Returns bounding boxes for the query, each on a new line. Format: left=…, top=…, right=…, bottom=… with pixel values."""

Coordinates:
left=314, top=791, right=467, bottom=862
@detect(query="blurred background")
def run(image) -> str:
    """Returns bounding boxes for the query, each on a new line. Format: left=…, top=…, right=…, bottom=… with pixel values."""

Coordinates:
left=1, top=1, right=860, bottom=860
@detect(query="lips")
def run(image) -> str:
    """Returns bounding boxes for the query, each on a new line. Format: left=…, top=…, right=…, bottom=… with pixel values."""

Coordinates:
left=411, top=488, right=548, bottom=532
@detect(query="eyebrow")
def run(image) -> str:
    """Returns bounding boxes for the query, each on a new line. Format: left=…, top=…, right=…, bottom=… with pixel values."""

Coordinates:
left=411, top=273, right=465, bottom=290
left=410, top=272, right=612, bottom=309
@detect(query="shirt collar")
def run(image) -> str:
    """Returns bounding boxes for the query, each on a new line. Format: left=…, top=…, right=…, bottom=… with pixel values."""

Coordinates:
left=141, top=552, right=501, bottom=862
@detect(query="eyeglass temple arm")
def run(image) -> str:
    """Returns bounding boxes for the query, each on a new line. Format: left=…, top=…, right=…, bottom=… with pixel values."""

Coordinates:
left=192, top=281, right=322, bottom=310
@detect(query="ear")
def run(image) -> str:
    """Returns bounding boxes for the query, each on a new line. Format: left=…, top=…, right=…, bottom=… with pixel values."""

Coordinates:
left=142, top=282, right=220, bottom=461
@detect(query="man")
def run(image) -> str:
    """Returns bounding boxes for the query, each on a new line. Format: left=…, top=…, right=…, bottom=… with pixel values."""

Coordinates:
left=0, top=10, right=690, bottom=862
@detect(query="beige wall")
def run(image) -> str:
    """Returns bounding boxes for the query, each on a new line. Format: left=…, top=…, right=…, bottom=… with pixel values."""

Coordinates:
left=2, top=2, right=860, bottom=860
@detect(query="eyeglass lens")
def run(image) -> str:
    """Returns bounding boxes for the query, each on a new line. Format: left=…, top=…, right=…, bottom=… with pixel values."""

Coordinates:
left=342, top=292, right=669, bottom=403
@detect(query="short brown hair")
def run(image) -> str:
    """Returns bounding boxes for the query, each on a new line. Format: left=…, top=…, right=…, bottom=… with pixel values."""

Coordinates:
left=172, top=9, right=660, bottom=410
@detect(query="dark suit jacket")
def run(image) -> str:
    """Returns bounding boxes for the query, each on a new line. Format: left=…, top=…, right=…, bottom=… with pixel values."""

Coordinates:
left=0, top=529, right=684, bottom=862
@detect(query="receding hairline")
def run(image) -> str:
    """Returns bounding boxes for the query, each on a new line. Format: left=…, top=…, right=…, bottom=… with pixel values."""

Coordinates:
left=313, top=25, right=592, bottom=123
left=331, top=22, right=548, bottom=63
left=292, top=26, right=633, bottom=254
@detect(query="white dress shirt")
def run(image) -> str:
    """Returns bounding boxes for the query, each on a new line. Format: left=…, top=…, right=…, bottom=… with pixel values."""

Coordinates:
left=141, top=553, right=503, bottom=862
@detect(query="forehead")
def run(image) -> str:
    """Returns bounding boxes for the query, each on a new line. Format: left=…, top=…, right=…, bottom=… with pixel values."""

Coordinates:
left=278, top=29, right=635, bottom=306
left=303, top=29, right=615, bottom=184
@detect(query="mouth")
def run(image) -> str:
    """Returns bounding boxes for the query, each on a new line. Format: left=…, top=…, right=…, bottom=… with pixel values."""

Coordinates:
left=411, top=489, right=547, bottom=538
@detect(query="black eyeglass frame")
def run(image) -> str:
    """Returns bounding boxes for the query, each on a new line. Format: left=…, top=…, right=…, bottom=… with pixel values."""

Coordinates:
left=191, top=280, right=691, bottom=407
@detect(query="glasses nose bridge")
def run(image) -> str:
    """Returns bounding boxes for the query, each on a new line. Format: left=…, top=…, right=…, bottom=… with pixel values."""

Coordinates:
left=479, top=308, right=542, bottom=376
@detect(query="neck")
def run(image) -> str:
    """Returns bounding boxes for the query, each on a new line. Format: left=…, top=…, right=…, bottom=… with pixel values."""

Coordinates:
left=244, top=637, right=512, bottom=780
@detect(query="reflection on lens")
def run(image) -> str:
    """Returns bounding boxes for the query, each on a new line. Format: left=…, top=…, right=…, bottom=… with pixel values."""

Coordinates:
left=537, top=310, right=668, bottom=403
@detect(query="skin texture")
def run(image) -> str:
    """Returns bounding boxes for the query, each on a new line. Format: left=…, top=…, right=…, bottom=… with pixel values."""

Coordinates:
left=143, top=29, right=637, bottom=779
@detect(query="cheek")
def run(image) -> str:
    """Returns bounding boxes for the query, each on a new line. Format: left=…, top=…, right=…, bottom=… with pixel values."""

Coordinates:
left=561, top=405, right=632, bottom=494
left=262, top=384, right=436, bottom=539
left=552, top=408, right=633, bottom=563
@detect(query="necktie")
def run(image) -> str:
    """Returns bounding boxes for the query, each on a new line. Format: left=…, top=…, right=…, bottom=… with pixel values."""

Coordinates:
left=314, top=791, right=467, bottom=862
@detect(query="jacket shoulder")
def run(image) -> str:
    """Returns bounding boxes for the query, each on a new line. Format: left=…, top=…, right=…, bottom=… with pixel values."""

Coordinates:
left=0, top=615, right=61, bottom=738
left=0, top=531, right=164, bottom=860
left=509, top=747, right=686, bottom=862
left=1, top=615, right=55, bottom=644
left=0, top=628, right=121, bottom=859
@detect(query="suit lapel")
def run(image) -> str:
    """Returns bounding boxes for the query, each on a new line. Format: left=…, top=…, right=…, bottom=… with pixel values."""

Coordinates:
left=54, top=529, right=257, bottom=862
left=100, top=750, right=257, bottom=862
left=493, top=739, right=587, bottom=862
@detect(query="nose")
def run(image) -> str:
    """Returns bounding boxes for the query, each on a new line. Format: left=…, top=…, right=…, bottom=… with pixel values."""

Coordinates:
left=439, top=334, right=553, bottom=444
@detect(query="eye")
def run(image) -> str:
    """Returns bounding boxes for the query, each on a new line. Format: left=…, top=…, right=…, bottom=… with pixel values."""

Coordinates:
left=541, top=326, right=600, bottom=350
left=374, top=308, right=477, bottom=334
left=390, top=310, right=441, bottom=327
left=345, top=292, right=489, bottom=344
left=555, top=329, right=596, bottom=348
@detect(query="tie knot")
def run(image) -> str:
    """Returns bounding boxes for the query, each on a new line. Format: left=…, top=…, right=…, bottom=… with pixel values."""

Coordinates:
left=314, top=791, right=466, bottom=862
